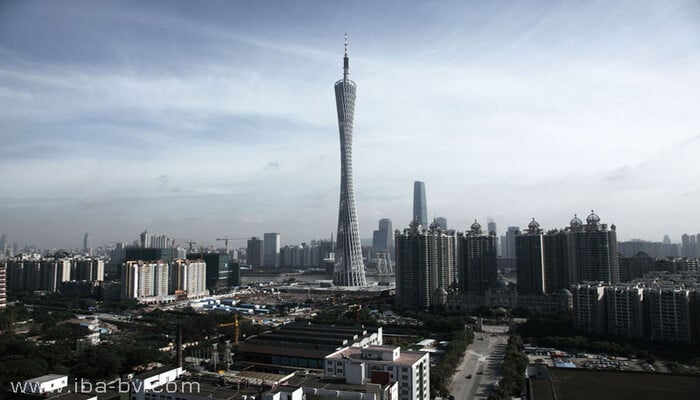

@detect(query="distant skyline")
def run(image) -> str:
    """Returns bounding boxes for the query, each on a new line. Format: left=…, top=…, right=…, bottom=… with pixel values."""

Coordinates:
left=2, top=1, right=700, bottom=249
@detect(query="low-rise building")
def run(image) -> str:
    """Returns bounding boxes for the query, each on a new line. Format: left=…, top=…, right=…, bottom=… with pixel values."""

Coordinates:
left=325, top=345, right=429, bottom=400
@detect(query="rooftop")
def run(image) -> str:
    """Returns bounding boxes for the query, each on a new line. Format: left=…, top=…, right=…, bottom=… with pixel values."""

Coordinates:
left=25, top=374, right=67, bottom=384
left=327, top=346, right=427, bottom=366
left=133, top=366, right=180, bottom=380
left=286, top=373, right=384, bottom=397
left=529, top=366, right=700, bottom=400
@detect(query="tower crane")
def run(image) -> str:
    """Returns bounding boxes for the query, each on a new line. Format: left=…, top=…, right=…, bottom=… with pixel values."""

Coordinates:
left=216, top=237, right=249, bottom=253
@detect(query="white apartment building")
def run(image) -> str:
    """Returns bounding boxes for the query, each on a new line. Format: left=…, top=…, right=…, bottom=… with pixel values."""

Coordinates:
left=325, top=346, right=429, bottom=400
left=647, top=286, right=693, bottom=343
left=122, top=260, right=172, bottom=303
left=605, top=284, right=645, bottom=338
left=572, top=282, right=606, bottom=335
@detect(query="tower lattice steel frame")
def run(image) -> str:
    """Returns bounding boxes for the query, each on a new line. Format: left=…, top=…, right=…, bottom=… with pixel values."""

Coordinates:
left=333, top=35, right=367, bottom=287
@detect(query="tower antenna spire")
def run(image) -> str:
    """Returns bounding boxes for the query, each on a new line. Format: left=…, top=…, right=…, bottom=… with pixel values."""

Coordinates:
left=343, top=33, right=349, bottom=80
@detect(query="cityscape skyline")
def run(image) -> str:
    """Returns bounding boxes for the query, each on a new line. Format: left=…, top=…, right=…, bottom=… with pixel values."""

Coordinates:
left=2, top=1, right=700, bottom=248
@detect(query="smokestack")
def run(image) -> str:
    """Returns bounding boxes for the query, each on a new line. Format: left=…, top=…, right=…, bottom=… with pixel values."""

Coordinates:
left=177, top=324, right=183, bottom=368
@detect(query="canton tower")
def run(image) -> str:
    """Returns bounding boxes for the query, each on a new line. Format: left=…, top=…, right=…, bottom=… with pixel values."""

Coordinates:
left=333, top=35, right=366, bottom=287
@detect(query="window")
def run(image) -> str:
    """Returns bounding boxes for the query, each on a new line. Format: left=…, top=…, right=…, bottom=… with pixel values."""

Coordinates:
left=402, top=367, right=408, bottom=372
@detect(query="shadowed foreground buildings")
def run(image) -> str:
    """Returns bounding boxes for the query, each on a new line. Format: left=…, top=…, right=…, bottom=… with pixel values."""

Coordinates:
left=527, top=365, right=700, bottom=400
left=5, top=256, right=104, bottom=293
left=235, top=323, right=383, bottom=370
left=571, top=277, right=700, bottom=343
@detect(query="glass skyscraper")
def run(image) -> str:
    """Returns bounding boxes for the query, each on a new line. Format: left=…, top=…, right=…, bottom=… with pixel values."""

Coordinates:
left=413, top=181, right=427, bottom=227
left=333, top=36, right=366, bottom=287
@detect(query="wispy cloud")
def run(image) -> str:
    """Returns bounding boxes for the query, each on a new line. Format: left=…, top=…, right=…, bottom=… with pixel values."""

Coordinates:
left=1, top=0, right=699, bottom=247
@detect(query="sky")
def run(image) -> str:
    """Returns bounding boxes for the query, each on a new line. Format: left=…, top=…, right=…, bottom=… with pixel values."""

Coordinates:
left=1, top=0, right=700, bottom=249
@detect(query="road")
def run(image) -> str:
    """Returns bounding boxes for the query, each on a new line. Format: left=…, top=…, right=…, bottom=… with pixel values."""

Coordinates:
left=448, top=324, right=509, bottom=400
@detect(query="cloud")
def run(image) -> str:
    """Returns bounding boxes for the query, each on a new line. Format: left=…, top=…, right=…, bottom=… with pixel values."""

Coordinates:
left=1, top=0, right=699, bottom=247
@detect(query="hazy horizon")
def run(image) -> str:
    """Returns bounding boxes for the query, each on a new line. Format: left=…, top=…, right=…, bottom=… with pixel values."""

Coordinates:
left=2, top=0, right=699, bottom=249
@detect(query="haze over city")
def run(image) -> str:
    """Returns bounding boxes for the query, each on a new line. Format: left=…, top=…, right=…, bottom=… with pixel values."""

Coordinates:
left=1, top=0, right=699, bottom=249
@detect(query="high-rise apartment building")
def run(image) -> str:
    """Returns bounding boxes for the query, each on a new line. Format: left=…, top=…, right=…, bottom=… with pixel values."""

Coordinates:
left=542, top=229, right=570, bottom=291
left=647, top=287, right=693, bottom=343
left=604, top=284, right=645, bottom=338
left=71, top=259, right=104, bottom=281
left=121, top=260, right=169, bottom=301
left=0, top=263, right=6, bottom=309
left=263, top=233, right=280, bottom=267
left=571, top=282, right=606, bottom=335
left=459, top=220, right=498, bottom=292
left=413, top=181, right=428, bottom=227
left=246, top=237, right=264, bottom=268
left=570, top=211, right=619, bottom=284
left=515, top=219, right=546, bottom=295
left=333, top=36, right=366, bottom=287
left=395, top=220, right=455, bottom=310
left=169, top=259, right=208, bottom=299
left=681, top=234, right=699, bottom=258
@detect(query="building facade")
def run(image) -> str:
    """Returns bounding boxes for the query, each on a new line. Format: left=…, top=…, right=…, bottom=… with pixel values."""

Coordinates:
left=459, top=220, right=498, bottom=292
left=571, top=282, right=606, bottom=335
left=372, top=218, right=394, bottom=255
left=263, top=233, right=280, bottom=268
left=325, top=345, right=429, bottom=400
left=246, top=237, right=264, bottom=268
left=516, top=219, right=547, bottom=295
left=647, top=287, right=693, bottom=342
left=604, top=284, right=646, bottom=338
left=395, top=220, right=454, bottom=311
left=0, top=263, right=6, bottom=309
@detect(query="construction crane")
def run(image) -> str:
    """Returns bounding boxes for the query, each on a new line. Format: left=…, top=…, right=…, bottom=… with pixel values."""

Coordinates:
left=218, top=313, right=240, bottom=345
left=216, top=237, right=249, bottom=253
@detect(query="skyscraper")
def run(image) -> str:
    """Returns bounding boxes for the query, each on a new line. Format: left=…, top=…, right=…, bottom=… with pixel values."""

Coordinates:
left=435, top=217, right=447, bottom=230
left=263, top=233, right=280, bottom=267
left=246, top=237, right=264, bottom=268
left=372, top=218, right=393, bottom=254
left=504, top=226, right=520, bottom=258
left=83, top=232, right=89, bottom=254
left=333, top=35, right=366, bottom=287
left=413, top=181, right=428, bottom=227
